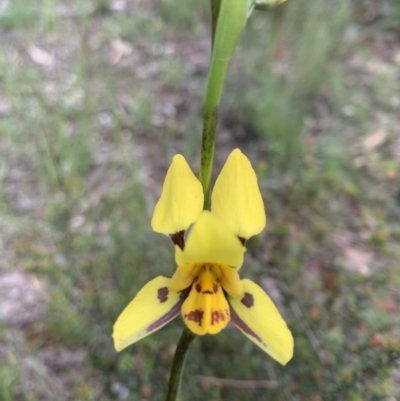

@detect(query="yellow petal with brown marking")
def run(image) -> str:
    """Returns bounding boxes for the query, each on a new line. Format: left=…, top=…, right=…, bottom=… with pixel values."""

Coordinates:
left=113, top=276, right=183, bottom=352
left=151, top=154, right=203, bottom=236
left=229, top=279, right=293, bottom=365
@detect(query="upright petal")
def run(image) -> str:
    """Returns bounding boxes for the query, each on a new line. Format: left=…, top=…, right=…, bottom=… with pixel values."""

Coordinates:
left=113, top=276, right=183, bottom=352
left=151, top=155, right=204, bottom=235
left=229, top=279, right=293, bottom=365
left=211, top=149, right=266, bottom=240
left=175, top=211, right=244, bottom=269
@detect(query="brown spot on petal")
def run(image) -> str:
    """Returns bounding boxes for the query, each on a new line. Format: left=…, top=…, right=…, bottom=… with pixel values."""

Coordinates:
left=238, top=236, right=246, bottom=246
left=195, top=283, right=202, bottom=293
left=211, top=309, right=229, bottom=325
left=157, top=287, right=169, bottom=303
left=169, top=231, right=185, bottom=250
left=241, top=292, right=254, bottom=308
left=213, top=283, right=218, bottom=293
left=184, top=309, right=204, bottom=326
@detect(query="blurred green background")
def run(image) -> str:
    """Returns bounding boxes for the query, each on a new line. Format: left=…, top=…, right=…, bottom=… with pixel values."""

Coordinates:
left=0, top=0, right=399, bottom=400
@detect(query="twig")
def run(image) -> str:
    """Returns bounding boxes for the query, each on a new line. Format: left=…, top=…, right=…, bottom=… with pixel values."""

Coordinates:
left=195, top=375, right=278, bottom=388
left=264, top=363, right=294, bottom=401
left=290, top=301, right=330, bottom=366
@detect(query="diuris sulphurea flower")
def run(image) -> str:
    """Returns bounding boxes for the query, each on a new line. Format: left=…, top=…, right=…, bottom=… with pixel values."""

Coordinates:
left=112, top=149, right=293, bottom=365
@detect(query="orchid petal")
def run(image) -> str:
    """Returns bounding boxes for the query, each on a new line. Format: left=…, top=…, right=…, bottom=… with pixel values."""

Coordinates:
left=175, top=211, right=244, bottom=269
left=151, top=155, right=203, bottom=235
left=217, top=263, right=243, bottom=297
left=229, top=279, right=293, bottom=365
left=113, top=276, right=183, bottom=352
left=211, top=149, right=266, bottom=240
left=181, top=265, right=230, bottom=335
left=169, top=263, right=200, bottom=293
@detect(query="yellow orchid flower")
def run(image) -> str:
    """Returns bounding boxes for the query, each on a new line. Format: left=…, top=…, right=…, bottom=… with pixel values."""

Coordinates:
left=113, top=149, right=293, bottom=365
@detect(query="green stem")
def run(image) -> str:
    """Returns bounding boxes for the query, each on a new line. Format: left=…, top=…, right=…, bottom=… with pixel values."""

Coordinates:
left=199, top=109, right=218, bottom=210
left=210, top=0, right=222, bottom=49
left=199, top=0, right=248, bottom=209
left=164, top=327, right=196, bottom=401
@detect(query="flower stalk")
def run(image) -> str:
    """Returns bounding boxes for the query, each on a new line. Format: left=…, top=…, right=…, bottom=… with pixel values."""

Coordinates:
left=164, top=327, right=196, bottom=401
left=199, top=0, right=248, bottom=209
